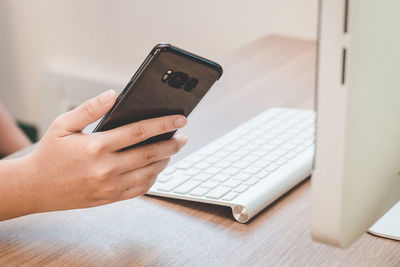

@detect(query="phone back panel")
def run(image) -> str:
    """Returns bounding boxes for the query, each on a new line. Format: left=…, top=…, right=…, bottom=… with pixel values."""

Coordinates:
left=94, top=45, right=222, bottom=144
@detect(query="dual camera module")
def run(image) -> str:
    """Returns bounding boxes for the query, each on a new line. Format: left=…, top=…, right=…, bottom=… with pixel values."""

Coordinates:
left=161, top=70, right=198, bottom=91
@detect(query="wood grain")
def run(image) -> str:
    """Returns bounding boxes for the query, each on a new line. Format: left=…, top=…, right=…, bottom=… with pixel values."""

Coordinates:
left=1, top=35, right=399, bottom=267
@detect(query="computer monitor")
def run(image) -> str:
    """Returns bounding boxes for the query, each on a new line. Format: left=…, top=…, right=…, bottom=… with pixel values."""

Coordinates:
left=311, top=0, right=400, bottom=247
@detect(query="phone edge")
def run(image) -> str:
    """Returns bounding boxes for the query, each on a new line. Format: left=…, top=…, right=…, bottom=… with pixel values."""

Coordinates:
left=93, top=43, right=223, bottom=133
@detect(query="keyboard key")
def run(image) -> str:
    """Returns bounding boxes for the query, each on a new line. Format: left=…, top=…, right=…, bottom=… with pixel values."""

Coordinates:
left=252, top=138, right=267, bottom=145
left=157, top=176, right=190, bottom=192
left=202, top=180, right=220, bottom=189
left=210, top=173, right=231, bottom=182
left=222, top=167, right=241, bottom=175
left=223, top=144, right=240, bottom=152
left=163, top=167, right=176, bottom=175
left=214, top=161, right=232, bottom=168
left=242, top=155, right=260, bottom=163
left=157, top=174, right=173, bottom=183
left=283, top=151, right=297, bottom=159
left=222, top=179, right=241, bottom=188
left=242, top=143, right=259, bottom=151
left=263, top=154, right=280, bottom=162
left=204, top=155, right=223, bottom=163
left=205, top=186, right=231, bottom=199
left=231, top=172, right=251, bottom=181
left=252, top=150, right=268, bottom=157
left=269, top=139, right=285, bottom=145
left=280, top=143, right=297, bottom=150
left=272, top=148, right=289, bottom=156
left=173, top=181, right=201, bottom=194
left=203, top=166, right=222, bottom=175
left=230, top=161, right=250, bottom=169
left=244, top=178, right=259, bottom=186
left=192, top=173, right=211, bottom=182
left=192, top=161, right=212, bottom=169
left=233, top=185, right=249, bottom=193
left=224, top=155, right=242, bottom=162
left=275, top=158, right=288, bottom=165
left=185, top=154, right=206, bottom=163
left=294, top=146, right=306, bottom=153
left=265, top=164, right=280, bottom=172
left=214, top=150, right=231, bottom=158
left=254, top=170, right=271, bottom=179
left=189, top=187, right=210, bottom=197
left=261, top=143, right=278, bottom=151
left=252, top=160, right=272, bottom=168
left=222, top=192, right=238, bottom=201
left=185, top=168, right=202, bottom=176
left=233, top=139, right=248, bottom=146
left=242, top=132, right=259, bottom=140
left=175, top=161, right=193, bottom=170
left=251, top=129, right=264, bottom=136
left=242, top=166, right=262, bottom=175
left=232, top=149, right=251, bottom=157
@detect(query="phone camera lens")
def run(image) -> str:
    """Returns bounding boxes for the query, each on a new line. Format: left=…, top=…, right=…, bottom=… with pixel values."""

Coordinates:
left=161, top=69, right=174, bottom=82
left=184, top=78, right=198, bottom=91
left=161, top=74, right=169, bottom=82
left=168, top=72, right=189, bottom=88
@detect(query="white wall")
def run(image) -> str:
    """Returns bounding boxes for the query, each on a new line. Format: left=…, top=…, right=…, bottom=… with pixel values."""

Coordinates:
left=0, top=0, right=318, bottom=125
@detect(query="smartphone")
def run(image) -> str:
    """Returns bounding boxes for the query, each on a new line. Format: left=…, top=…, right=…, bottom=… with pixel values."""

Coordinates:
left=93, top=43, right=223, bottom=146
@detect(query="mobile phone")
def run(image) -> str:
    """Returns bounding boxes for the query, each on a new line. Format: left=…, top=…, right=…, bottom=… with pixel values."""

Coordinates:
left=93, top=43, right=223, bottom=146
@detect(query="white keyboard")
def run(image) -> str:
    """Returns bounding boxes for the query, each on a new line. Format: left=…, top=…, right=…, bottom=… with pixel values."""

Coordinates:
left=147, top=107, right=315, bottom=223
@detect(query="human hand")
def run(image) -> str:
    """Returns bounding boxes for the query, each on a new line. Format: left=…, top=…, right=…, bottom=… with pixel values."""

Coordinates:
left=21, top=90, right=187, bottom=215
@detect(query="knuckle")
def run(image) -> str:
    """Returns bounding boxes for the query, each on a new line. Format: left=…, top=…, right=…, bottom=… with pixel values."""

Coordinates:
left=160, top=158, right=171, bottom=170
left=81, top=100, right=97, bottom=118
left=94, top=165, right=114, bottom=181
left=140, top=185, right=151, bottom=195
left=51, top=114, right=66, bottom=129
left=146, top=167, right=159, bottom=179
left=144, top=149, right=157, bottom=163
left=87, top=140, right=106, bottom=156
left=171, top=139, right=181, bottom=154
left=160, top=118, right=170, bottom=132
left=147, top=175, right=158, bottom=187
left=132, top=124, right=147, bottom=141
left=98, top=184, right=118, bottom=200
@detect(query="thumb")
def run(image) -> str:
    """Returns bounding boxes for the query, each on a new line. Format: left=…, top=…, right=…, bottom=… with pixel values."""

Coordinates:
left=55, top=90, right=116, bottom=134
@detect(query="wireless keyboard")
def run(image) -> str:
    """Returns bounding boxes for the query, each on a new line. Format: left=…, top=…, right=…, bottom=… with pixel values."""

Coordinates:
left=147, top=107, right=315, bottom=223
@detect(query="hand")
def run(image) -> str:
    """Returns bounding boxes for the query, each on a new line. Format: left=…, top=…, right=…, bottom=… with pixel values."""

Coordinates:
left=20, top=90, right=188, bottom=215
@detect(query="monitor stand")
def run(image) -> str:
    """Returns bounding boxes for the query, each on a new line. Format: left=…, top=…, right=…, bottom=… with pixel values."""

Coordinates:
left=368, top=201, right=400, bottom=241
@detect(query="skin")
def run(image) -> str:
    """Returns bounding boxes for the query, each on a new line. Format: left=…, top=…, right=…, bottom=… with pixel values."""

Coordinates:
left=0, top=90, right=188, bottom=221
left=0, top=103, right=32, bottom=156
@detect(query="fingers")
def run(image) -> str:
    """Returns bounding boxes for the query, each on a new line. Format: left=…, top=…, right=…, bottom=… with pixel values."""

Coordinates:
left=113, top=135, right=188, bottom=174
left=117, top=158, right=171, bottom=200
left=97, top=115, right=187, bottom=151
left=53, top=90, right=116, bottom=134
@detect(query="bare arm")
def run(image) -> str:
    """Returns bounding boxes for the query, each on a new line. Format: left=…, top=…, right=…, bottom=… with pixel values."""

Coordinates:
left=0, top=103, right=31, bottom=156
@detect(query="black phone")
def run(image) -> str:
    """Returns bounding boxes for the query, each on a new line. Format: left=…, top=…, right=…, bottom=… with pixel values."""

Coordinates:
left=93, top=43, right=223, bottom=146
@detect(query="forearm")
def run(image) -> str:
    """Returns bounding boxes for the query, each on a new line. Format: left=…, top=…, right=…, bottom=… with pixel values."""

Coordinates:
left=0, top=157, right=38, bottom=221
left=0, top=104, right=32, bottom=156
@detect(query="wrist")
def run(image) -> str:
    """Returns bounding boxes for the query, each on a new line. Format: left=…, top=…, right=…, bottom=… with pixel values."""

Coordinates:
left=19, top=154, right=47, bottom=215
left=0, top=155, right=43, bottom=220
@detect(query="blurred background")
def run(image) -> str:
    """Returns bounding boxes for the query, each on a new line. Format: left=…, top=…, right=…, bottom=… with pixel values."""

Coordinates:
left=0, top=0, right=317, bottom=140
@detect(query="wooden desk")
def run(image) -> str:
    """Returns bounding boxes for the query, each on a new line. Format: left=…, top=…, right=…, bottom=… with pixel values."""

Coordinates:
left=1, top=35, right=399, bottom=266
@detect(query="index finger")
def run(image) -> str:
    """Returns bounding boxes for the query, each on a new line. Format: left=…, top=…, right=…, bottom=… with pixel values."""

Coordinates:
left=96, top=115, right=187, bottom=151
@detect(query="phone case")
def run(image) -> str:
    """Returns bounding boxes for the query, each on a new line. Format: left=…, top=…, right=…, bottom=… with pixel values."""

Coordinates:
left=94, top=43, right=223, bottom=146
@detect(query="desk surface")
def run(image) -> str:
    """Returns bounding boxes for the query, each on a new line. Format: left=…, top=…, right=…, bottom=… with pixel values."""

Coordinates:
left=1, top=35, right=399, bottom=266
